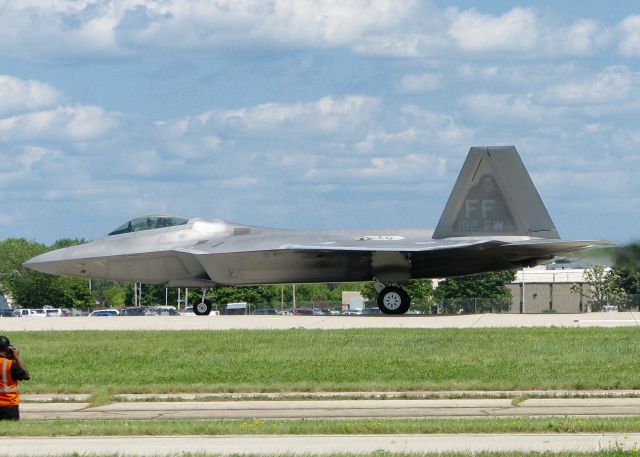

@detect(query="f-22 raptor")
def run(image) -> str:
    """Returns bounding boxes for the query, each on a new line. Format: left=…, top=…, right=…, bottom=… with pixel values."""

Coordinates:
left=25, top=146, right=597, bottom=315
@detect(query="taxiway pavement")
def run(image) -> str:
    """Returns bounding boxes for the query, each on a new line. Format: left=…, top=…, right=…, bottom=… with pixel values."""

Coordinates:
left=3, top=433, right=640, bottom=455
left=1, top=311, right=638, bottom=331
left=21, top=397, right=640, bottom=420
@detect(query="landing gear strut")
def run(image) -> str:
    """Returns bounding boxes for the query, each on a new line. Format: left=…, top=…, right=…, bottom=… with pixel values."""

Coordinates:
left=374, top=281, right=411, bottom=315
left=194, top=288, right=212, bottom=316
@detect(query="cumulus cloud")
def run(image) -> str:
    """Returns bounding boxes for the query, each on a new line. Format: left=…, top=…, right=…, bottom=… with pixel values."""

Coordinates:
left=547, top=19, right=610, bottom=56
left=0, top=74, right=119, bottom=146
left=0, top=75, right=62, bottom=116
left=541, top=66, right=639, bottom=106
left=462, top=92, right=553, bottom=122
left=399, top=73, right=442, bottom=93
left=0, top=0, right=414, bottom=58
left=0, top=146, right=57, bottom=187
left=358, top=154, right=446, bottom=179
left=0, top=105, right=118, bottom=142
left=447, top=7, right=538, bottom=53
left=618, top=15, right=640, bottom=57
left=0, top=2, right=633, bottom=60
left=147, top=95, right=475, bottom=199
left=165, top=95, right=381, bottom=149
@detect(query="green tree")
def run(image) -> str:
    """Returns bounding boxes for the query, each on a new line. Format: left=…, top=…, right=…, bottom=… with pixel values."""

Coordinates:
left=611, top=267, right=640, bottom=310
left=434, top=270, right=516, bottom=313
left=209, top=285, right=281, bottom=309
left=571, top=265, right=627, bottom=311
left=405, top=279, right=435, bottom=309
left=104, top=283, right=128, bottom=308
left=0, top=238, right=93, bottom=308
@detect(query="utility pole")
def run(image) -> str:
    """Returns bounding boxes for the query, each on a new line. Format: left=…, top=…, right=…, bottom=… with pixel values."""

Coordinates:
left=280, top=285, right=284, bottom=311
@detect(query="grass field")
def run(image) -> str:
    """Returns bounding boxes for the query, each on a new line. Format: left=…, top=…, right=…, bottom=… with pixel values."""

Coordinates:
left=4, top=417, right=640, bottom=436
left=5, top=327, right=640, bottom=393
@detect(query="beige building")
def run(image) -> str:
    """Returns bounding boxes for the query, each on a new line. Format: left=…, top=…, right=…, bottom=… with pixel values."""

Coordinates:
left=341, top=291, right=365, bottom=310
left=506, top=267, right=592, bottom=313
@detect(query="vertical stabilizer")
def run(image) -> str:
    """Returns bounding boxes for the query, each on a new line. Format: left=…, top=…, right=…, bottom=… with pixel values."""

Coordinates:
left=433, top=146, right=559, bottom=239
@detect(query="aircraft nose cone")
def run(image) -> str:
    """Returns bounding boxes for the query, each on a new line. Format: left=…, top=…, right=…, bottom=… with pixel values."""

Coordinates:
left=23, top=250, right=67, bottom=275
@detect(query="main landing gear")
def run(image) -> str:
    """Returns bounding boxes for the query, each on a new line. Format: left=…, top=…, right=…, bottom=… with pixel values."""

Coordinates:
left=374, top=281, right=411, bottom=315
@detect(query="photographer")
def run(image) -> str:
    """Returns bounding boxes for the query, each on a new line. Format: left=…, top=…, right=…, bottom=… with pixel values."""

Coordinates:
left=0, top=336, right=30, bottom=420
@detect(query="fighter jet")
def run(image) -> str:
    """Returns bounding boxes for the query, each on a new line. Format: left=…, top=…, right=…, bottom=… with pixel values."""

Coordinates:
left=25, top=146, right=598, bottom=315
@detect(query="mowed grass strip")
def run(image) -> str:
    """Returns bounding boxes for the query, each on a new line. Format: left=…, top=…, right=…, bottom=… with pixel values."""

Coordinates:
left=6, top=327, right=640, bottom=393
left=5, top=417, right=640, bottom=436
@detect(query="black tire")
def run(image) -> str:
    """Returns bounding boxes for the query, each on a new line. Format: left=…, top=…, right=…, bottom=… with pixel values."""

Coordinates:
left=377, top=286, right=411, bottom=315
left=194, top=301, right=212, bottom=316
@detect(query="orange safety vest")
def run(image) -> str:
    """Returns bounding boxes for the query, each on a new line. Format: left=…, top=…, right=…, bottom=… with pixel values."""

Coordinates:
left=0, top=357, right=20, bottom=407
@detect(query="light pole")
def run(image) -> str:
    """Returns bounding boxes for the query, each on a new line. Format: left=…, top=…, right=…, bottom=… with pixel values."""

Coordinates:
left=521, top=270, right=526, bottom=314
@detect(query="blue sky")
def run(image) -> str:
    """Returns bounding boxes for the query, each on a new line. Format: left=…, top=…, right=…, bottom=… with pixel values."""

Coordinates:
left=1, top=1, right=639, bottom=244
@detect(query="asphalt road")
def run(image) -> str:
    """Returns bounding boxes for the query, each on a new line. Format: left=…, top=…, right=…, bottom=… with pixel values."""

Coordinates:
left=3, top=433, right=640, bottom=455
left=21, top=397, right=640, bottom=420
left=1, top=311, right=639, bottom=331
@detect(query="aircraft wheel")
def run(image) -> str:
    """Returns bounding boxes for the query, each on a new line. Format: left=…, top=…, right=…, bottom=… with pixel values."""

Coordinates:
left=377, top=286, right=411, bottom=315
left=194, top=301, right=212, bottom=316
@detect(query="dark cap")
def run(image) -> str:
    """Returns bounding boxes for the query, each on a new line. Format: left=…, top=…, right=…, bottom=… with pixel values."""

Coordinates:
left=0, top=336, right=11, bottom=352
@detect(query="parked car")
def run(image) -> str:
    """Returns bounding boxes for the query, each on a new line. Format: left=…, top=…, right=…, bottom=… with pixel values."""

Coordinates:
left=13, top=308, right=47, bottom=318
left=45, top=308, right=70, bottom=317
left=341, top=309, right=363, bottom=316
left=89, top=309, right=120, bottom=317
left=119, top=307, right=148, bottom=316
left=0, top=309, right=15, bottom=317
left=313, top=308, right=332, bottom=316
left=362, top=307, right=382, bottom=315
left=291, top=308, right=314, bottom=316
left=251, top=308, right=278, bottom=315
left=149, top=306, right=180, bottom=316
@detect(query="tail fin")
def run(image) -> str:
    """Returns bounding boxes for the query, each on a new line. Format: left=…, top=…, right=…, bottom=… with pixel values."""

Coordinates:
left=433, top=146, right=559, bottom=239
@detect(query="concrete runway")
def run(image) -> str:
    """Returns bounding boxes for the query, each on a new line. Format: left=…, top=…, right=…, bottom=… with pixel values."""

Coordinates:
left=3, top=433, right=640, bottom=455
left=1, top=311, right=638, bottom=331
left=21, top=397, right=640, bottom=420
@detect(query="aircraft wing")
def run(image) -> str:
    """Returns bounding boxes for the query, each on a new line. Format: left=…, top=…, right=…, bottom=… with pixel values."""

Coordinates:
left=176, top=232, right=501, bottom=255
left=176, top=229, right=598, bottom=256
left=172, top=232, right=599, bottom=286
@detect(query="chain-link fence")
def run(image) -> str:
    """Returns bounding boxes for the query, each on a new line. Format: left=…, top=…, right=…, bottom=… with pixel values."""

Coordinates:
left=589, top=294, right=640, bottom=312
left=432, top=297, right=512, bottom=315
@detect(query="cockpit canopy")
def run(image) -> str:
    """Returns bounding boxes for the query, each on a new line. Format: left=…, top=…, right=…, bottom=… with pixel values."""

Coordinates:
left=108, top=215, right=190, bottom=236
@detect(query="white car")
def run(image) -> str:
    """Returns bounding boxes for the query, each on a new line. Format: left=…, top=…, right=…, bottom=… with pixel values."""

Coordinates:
left=45, top=308, right=68, bottom=317
left=13, top=309, right=47, bottom=318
